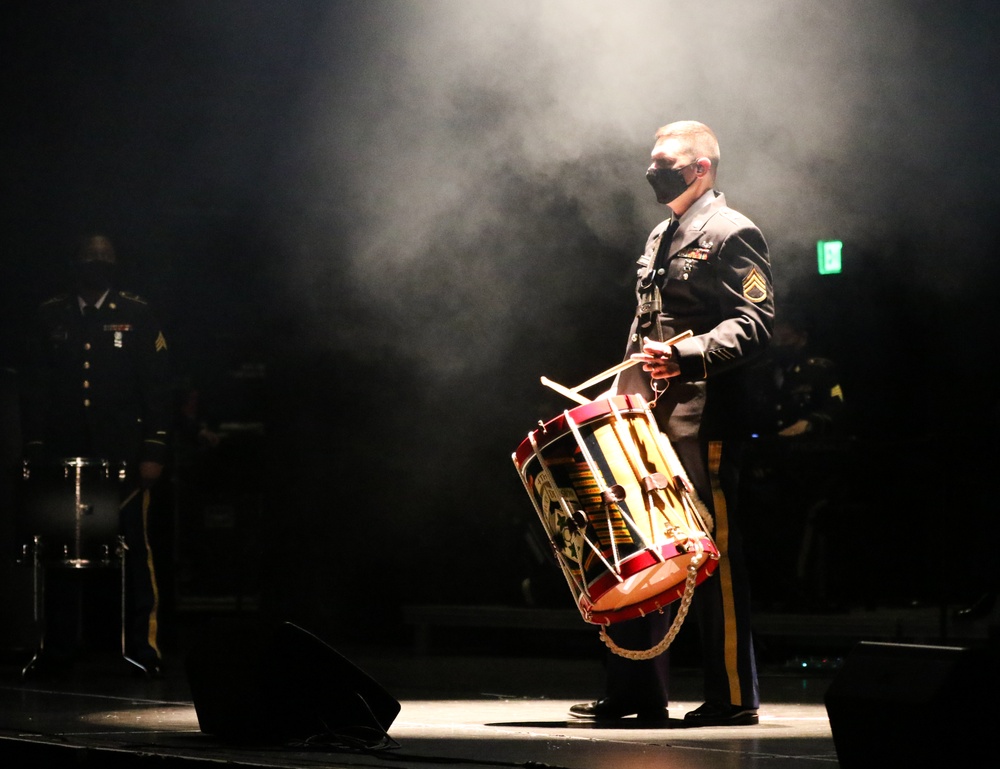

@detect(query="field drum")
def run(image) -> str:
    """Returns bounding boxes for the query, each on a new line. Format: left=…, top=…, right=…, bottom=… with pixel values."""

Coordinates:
left=513, top=394, right=719, bottom=626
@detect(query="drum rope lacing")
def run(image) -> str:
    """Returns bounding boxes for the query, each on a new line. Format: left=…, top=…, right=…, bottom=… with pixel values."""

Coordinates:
left=598, top=546, right=705, bottom=661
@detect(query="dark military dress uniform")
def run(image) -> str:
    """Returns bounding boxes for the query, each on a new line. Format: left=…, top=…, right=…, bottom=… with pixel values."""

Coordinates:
left=742, top=347, right=847, bottom=609
left=22, top=287, right=172, bottom=673
left=612, top=189, right=774, bottom=717
left=759, top=352, right=844, bottom=437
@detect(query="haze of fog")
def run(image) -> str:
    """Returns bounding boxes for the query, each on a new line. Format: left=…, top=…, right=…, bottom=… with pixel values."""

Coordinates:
left=279, top=0, right=998, bottom=399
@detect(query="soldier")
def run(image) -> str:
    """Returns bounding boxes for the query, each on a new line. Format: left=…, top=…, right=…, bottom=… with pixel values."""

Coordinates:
left=741, top=311, right=848, bottom=611
left=761, top=314, right=845, bottom=439
left=570, top=121, right=773, bottom=726
left=21, top=234, right=172, bottom=677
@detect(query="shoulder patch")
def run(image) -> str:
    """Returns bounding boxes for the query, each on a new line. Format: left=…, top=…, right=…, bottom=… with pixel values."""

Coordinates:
left=742, top=266, right=768, bottom=303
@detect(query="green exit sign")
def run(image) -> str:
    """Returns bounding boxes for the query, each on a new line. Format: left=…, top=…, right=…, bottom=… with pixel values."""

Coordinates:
left=817, top=240, right=843, bottom=275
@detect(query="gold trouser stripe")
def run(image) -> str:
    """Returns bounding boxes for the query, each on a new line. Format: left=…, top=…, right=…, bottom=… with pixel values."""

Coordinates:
left=708, top=440, right=740, bottom=704
left=142, top=490, right=161, bottom=657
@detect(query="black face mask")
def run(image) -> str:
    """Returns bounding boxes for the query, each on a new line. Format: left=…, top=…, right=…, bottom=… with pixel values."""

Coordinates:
left=646, top=163, right=694, bottom=204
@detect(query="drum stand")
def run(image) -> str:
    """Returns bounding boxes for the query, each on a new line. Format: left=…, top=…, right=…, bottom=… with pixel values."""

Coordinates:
left=18, top=534, right=129, bottom=679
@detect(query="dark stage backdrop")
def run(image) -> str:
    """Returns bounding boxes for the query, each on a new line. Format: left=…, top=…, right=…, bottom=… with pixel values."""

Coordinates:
left=2, top=1, right=998, bottom=647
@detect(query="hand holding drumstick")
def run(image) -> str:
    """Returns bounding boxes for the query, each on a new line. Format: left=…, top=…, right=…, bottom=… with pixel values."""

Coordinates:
left=540, top=330, right=692, bottom=404
left=630, top=333, right=689, bottom=381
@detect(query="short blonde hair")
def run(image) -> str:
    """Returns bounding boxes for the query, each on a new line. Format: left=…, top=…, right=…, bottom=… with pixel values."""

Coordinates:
left=654, top=120, right=720, bottom=175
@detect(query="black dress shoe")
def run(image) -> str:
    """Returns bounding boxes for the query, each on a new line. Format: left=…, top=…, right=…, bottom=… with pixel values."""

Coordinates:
left=683, top=702, right=758, bottom=726
left=569, top=699, right=668, bottom=721
left=125, top=655, right=163, bottom=678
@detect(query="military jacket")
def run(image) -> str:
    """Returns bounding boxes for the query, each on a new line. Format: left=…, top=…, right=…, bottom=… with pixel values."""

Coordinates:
left=22, top=288, right=173, bottom=466
left=617, top=190, right=774, bottom=441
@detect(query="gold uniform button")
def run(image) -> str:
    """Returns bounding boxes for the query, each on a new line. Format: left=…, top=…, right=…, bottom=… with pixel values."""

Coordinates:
left=83, top=381, right=90, bottom=389
left=83, top=399, right=91, bottom=407
left=84, top=343, right=91, bottom=351
left=83, top=361, right=91, bottom=369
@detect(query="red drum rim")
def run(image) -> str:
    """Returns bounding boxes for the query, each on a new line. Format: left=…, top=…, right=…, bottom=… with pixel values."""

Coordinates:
left=578, top=537, right=720, bottom=625
left=512, top=393, right=648, bottom=470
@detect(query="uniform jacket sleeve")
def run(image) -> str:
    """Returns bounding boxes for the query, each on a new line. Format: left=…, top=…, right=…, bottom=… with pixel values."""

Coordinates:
left=129, top=296, right=173, bottom=465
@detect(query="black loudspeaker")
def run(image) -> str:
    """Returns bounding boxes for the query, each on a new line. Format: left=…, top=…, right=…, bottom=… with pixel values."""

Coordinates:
left=824, top=641, right=996, bottom=768
left=185, top=620, right=401, bottom=744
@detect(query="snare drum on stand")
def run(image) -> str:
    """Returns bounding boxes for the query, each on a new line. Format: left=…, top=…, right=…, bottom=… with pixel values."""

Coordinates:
left=16, top=457, right=129, bottom=677
left=18, top=457, right=125, bottom=567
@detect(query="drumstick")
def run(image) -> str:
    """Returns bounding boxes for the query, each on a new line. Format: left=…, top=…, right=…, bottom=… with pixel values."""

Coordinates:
left=567, top=329, right=695, bottom=393
left=568, top=358, right=643, bottom=393
left=539, top=376, right=591, bottom=405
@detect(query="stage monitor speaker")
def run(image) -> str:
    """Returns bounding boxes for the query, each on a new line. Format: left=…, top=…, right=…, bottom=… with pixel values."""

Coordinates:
left=184, top=620, right=401, bottom=744
left=824, top=641, right=996, bottom=768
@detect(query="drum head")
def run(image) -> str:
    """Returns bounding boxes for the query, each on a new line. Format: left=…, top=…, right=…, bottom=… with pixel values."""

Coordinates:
left=581, top=538, right=720, bottom=624
left=18, top=458, right=122, bottom=566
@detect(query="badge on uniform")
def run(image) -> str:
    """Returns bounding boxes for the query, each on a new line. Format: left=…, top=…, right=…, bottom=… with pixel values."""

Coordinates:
left=114, top=331, right=123, bottom=348
left=679, top=246, right=711, bottom=261
left=742, top=266, right=768, bottom=303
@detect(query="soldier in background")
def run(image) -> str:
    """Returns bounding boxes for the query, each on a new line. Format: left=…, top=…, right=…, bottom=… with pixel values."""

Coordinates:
left=742, top=310, right=848, bottom=611
left=762, top=314, right=845, bottom=439
left=20, top=234, right=172, bottom=677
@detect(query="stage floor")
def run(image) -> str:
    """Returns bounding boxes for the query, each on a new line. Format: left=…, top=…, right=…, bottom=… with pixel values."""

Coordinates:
left=0, top=604, right=995, bottom=769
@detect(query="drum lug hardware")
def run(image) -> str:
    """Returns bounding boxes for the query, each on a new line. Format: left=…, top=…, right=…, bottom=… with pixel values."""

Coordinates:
left=641, top=473, right=669, bottom=491
left=601, top=484, right=626, bottom=504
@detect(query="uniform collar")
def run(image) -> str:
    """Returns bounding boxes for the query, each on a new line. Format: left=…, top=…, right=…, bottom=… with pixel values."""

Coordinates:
left=676, top=188, right=719, bottom=229
left=78, top=289, right=111, bottom=314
